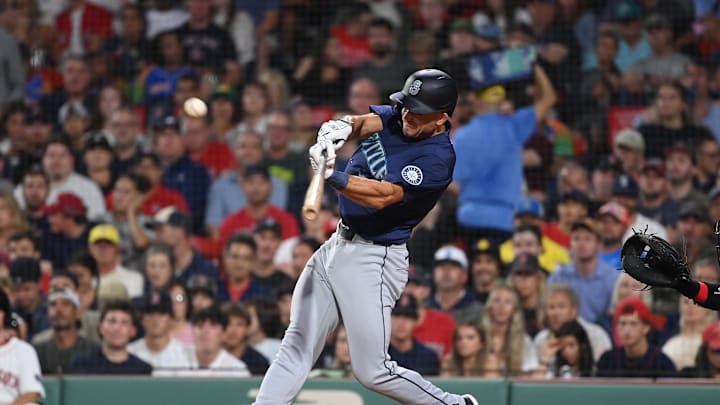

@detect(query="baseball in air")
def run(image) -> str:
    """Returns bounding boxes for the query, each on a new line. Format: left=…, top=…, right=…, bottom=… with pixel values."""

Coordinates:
left=183, top=97, right=207, bottom=117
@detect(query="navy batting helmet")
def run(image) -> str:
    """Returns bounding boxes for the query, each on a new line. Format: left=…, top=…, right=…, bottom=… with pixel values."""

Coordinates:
left=390, top=69, right=458, bottom=116
left=0, top=288, right=10, bottom=329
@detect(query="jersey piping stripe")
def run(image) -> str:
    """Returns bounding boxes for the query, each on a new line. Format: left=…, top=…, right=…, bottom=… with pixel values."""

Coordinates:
left=378, top=246, right=453, bottom=405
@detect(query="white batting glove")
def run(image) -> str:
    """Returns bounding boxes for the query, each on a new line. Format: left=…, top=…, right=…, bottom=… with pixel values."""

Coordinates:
left=316, top=118, right=352, bottom=151
left=309, top=140, right=336, bottom=179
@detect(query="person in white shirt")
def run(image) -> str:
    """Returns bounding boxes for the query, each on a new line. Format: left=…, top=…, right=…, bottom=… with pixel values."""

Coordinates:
left=88, top=224, right=143, bottom=298
left=0, top=288, right=45, bottom=405
left=156, top=306, right=249, bottom=377
left=128, top=292, right=194, bottom=371
left=662, top=295, right=718, bottom=370
left=611, top=174, right=668, bottom=242
left=534, top=283, right=611, bottom=363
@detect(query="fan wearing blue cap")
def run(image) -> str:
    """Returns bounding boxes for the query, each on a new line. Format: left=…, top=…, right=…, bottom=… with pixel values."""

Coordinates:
left=427, top=245, right=483, bottom=324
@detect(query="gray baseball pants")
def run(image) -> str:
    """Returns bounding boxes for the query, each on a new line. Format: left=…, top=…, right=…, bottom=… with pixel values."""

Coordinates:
left=253, top=232, right=466, bottom=405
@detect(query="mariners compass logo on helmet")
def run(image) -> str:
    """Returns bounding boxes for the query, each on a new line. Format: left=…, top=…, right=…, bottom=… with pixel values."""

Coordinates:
left=401, top=165, right=423, bottom=186
left=408, top=80, right=423, bottom=95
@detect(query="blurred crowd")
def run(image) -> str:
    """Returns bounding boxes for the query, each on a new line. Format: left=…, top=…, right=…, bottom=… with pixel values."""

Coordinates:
left=0, top=0, right=720, bottom=382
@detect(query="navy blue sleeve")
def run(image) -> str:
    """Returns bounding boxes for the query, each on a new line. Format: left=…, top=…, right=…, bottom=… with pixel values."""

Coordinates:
left=369, top=104, right=401, bottom=134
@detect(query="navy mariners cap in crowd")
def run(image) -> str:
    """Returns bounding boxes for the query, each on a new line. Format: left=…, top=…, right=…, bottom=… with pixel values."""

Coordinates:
left=142, top=292, right=173, bottom=315
left=152, top=114, right=180, bottom=132
left=10, top=257, right=41, bottom=284
left=433, top=245, right=468, bottom=272
left=612, top=174, right=640, bottom=198
left=407, top=265, right=432, bottom=287
left=516, top=197, right=544, bottom=218
left=392, top=294, right=419, bottom=319
left=510, top=253, right=542, bottom=275
left=254, top=217, right=282, bottom=237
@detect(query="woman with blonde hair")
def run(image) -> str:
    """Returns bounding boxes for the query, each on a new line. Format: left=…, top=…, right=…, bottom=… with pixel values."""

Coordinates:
left=258, top=69, right=290, bottom=111
left=662, top=295, right=718, bottom=370
left=482, top=286, right=539, bottom=376
left=440, top=321, right=489, bottom=377
left=0, top=192, right=29, bottom=254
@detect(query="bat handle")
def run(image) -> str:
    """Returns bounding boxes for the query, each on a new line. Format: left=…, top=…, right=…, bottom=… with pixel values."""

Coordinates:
left=302, top=154, right=327, bottom=221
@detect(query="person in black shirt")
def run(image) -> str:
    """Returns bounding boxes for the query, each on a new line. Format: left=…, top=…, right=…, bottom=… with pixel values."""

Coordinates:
left=221, top=302, right=270, bottom=375
left=597, top=298, right=676, bottom=378
left=388, top=294, right=440, bottom=376
left=20, top=167, right=51, bottom=235
left=40, top=193, right=91, bottom=270
left=252, top=218, right=291, bottom=294
left=69, top=300, right=151, bottom=374
left=508, top=253, right=544, bottom=338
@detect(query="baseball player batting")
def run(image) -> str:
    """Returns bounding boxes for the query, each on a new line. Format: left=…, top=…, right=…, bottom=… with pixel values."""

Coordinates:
left=253, top=69, right=478, bottom=405
left=0, top=289, right=45, bottom=405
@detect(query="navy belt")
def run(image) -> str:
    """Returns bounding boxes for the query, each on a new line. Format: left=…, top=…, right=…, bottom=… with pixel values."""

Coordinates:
left=338, top=221, right=396, bottom=247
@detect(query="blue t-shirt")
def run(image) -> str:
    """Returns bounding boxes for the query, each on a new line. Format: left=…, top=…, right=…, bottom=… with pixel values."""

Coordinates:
left=388, top=339, right=440, bottom=376
left=453, top=107, right=536, bottom=232
left=339, top=105, right=455, bottom=244
left=162, top=156, right=212, bottom=234
left=599, top=247, right=622, bottom=271
left=69, top=348, right=152, bottom=375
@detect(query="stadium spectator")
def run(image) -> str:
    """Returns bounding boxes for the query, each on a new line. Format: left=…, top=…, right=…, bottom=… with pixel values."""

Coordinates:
left=1, top=102, right=39, bottom=185
left=8, top=231, right=42, bottom=264
left=69, top=300, right=152, bottom=375
left=152, top=114, right=211, bottom=234
left=33, top=288, right=98, bottom=374
left=612, top=128, right=645, bottom=179
left=607, top=272, right=654, bottom=341
left=638, top=159, right=680, bottom=233
left=141, top=244, right=175, bottom=296
left=612, top=173, right=669, bottom=241
left=404, top=266, right=456, bottom=359
left=292, top=35, right=352, bottom=109
left=534, top=283, right=611, bottom=363
left=187, top=275, right=219, bottom=316
left=102, top=4, right=150, bottom=82
left=66, top=251, right=98, bottom=311
left=259, top=70, right=292, bottom=123
left=182, top=115, right=234, bottom=179
left=662, top=295, right=718, bottom=371
left=88, top=224, right=143, bottom=299
left=55, top=0, right=112, bottom=56
left=263, top=109, right=310, bottom=218
left=82, top=133, right=116, bottom=195
left=638, top=83, right=714, bottom=160
left=581, top=30, right=621, bottom=99
left=353, top=17, right=413, bottom=98
left=482, top=286, right=539, bottom=376
left=221, top=302, right=270, bottom=376
left=388, top=293, right=440, bottom=376
left=328, top=324, right=352, bottom=377
left=440, top=321, right=489, bottom=377
left=288, top=236, right=322, bottom=280
left=95, top=84, right=125, bottom=135
left=211, top=0, right=255, bottom=71
left=590, top=158, right=622, bottom=208
left=596, top=201, right=631, bottom=269
left=507, top=223, right=564, bottom=274
left=144, top=32, right=195, bottom=122
left=0, top=192, right=30, bottom=256
left=346, top=77, right=381, bottom=118
left=629, top=14, right=689, bottom=84
left=153, top=208, right=219, bottom=286
left=329, top=2, right=372, bottom=69
left=666, top=143, right=710, bottom=208
left=218, top=165, right=299, bottom=246
left=507, top=253, right=545, bottom=338
left=452, top=64, right=556, bottom=249
left=40, top=192, right=92, bottom=270
left=10, top=257, right=46, bottom=339
left=544, top=319, right=594, bottom=378
left=168, top=280, right=193, bottom=345
left=128, top=292, right=194, bottom=370
left=597, top=298, right=676, bottom=378
left=693, top=138, right=720, bottom=193
left=0, top=27, right=23, bottom=106
left=32, top=137, right=107, bottom=220
left=145, top=0, right=189, bottom=39
left=246, top=296, right=283, bottom=362
left=106, top=107, right=144, bottom=176
left=681, top=322, right=720, bottom=378
left=544, top=191, right=590, bottom=249
left=217, top=233, right=272, bottom=303
left=39, top=54, right=95, bottom=129
left=207, top=84, right=238, bottom=144
left=548, top=219, right=620, bottom=325
left=0, top=288, right=45, bottom=404
left=131, top=153, right=190, bottom=217
left=469, top=239, right=503, bottom=306
left=676, top=202, right=715, bottom=266
left=206, top=131, right=288, bottom=237
left=686, top=62, right=720, bottom=143
left=234, top=82, right=270, bottom=136
left=59, top=103, right=91, bottom=158
left=251, top=218, right=291, bottom=293
left=428, top=245, right=482, bottom=324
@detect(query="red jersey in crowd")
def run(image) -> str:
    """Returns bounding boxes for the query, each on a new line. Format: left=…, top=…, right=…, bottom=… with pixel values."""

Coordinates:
left=56, top=3, right=113, bottom=52
left=413, top=309, right=457, bottom=359
left=219, top=206, right=300, bottom=246
left=543, top=222, right=570, bottom=249
left=105, top=185, right=190, bottom=217
left=191, top=141, right=235, bottom=178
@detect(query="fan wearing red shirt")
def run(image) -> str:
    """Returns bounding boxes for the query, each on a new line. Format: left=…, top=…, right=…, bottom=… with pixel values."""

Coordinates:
left=56, top=0, right=113, bottom=54
left=404, top=267, right=456, bottom=359
left=130, top=153, right=189, bottom=216
left=329, top=3, right=372, bottom=68
left=219, top=165, right=299, bottom=247
left=544, top=191, right=590, bottom=249
left=182, top=114, right=234, bottom=178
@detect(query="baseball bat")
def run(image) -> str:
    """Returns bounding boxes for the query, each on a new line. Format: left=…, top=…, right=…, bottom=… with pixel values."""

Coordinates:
left=302, top=154, right=326, bottom=221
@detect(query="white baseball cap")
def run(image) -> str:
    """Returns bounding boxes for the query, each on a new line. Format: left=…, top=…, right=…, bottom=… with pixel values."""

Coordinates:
left=433, top=245, right=468, bottom=272
left=48, top=288, right=81, bottom=308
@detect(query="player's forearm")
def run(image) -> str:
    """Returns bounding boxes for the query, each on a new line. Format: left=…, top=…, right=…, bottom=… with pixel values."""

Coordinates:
left=11, top=392, right=42, bottom=405
left=677, top=279, right=720, bottom=310
left=533, top=64, right=557, bottom=121
left=344, top=114, right=383, bottom=142
left=329, top=173, right=403, bottom=209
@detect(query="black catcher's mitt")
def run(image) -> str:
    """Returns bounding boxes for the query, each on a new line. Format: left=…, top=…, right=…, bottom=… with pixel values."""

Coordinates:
left=621, top=230, right=691, bottom=288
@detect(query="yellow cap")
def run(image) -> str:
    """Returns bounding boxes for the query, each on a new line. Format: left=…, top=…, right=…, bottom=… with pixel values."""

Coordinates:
left=89, top=224, right=120, bottom=246
left=478, top=85, right=506, bottom=103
